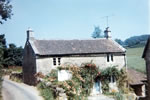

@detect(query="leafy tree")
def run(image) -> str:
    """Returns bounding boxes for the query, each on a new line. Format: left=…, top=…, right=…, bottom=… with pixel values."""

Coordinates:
left=4, top=43, right=23, bottom=67
left=91, top=26, right=103, bottom=38
left=0, top=0, right=13, bottom=24
left=0, top=0, right=12, bottom=98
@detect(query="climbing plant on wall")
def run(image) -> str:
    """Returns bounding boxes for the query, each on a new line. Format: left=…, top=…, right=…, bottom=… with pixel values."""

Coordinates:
left=37, top=63, right=128, bottom=100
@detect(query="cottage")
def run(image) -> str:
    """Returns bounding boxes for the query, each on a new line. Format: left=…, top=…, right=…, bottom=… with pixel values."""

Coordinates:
left=23, top=27, right=126, bottom=87
left=142, top=36, right=150, bottom=99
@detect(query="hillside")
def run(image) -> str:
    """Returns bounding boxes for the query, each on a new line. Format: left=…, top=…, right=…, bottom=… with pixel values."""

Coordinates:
left=126, top=46, right=146, bottom=73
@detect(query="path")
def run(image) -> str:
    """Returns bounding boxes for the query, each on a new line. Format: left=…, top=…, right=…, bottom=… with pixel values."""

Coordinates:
left=88, top=94, right=114, bottom=100
left=2, top=76, right=43, bottom=100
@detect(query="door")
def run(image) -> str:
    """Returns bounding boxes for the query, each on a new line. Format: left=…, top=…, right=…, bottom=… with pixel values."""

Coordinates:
left=92, top=79, right=102, bottom=95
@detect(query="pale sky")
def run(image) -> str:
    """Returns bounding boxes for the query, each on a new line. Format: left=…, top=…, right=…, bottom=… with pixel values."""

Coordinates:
left=0, top=0, right=149, bottom=46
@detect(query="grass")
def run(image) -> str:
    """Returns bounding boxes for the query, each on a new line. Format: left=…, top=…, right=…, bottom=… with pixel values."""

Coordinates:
left=126, top=46, right=146, bottom=73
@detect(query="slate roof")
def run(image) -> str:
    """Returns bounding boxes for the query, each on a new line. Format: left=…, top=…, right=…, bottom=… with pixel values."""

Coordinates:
left=128, top=68, right=146, bottom=85
left=29, top=38, right=126, bottom=56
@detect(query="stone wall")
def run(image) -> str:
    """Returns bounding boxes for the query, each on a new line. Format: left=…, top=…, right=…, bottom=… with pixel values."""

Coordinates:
left=23, top=42, right=37, bottom=85
left=36, top=58, right=53, bottom=75
left=36, top=53, right=126, bottom=75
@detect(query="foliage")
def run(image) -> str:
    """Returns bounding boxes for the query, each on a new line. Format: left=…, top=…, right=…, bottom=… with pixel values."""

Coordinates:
left=10, top=73, right=23, bottom=83
left=113, top=91, right=125, bottom=100
left=0, top=0, right=13, bottom=24
left=3, top=43, right=23, bottom=67
left=56, top=63, right=99, bottom=99
left=91, top=26, right=103, bottom=38
left=37, top=82, right=54, bottom=100
left=38, top=64, right=128, bottom=100
left=117, top=68, right=128, bottom=93
left=100, top=66, right=121, bottom=93
left=80, top=62, right=100, bottom=95
left=0, top=34, right=5, bottom=99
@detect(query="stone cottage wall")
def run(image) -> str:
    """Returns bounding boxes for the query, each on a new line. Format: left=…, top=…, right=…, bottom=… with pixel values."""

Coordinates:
left=23, top=42, right=37, bottom=85
left=61, top=54, right=125, bottom=69
left=36, top=58, right=53, bottom=75
left=36, top=53, right=126, bottom=75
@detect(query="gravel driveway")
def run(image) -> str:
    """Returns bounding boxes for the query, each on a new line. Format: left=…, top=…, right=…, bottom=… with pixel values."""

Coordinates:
left=2, top=76, right=43, bottom=100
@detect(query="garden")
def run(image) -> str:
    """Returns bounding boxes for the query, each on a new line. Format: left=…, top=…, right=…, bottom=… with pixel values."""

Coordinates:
left=36, top=62, right=131, bottom=100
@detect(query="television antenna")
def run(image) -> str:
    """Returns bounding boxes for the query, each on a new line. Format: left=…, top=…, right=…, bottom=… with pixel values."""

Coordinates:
left=101, top=14, right=114, bottom=27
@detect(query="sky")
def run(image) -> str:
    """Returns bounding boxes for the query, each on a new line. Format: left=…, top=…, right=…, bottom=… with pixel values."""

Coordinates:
left=0, top=0, right=149, bottom=47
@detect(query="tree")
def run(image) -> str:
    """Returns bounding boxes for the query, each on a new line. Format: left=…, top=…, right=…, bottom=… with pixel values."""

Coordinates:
left=3, top=43, right=23, bottom=67
left=0, top=0, right=12, bottom=98
left=0, top=0, right=13, bottom=24
left=91, top=26, right=103, bottom=38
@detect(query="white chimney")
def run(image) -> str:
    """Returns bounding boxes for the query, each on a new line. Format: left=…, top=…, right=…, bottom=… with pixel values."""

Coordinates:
left=104, top=27, right=111, bottom=39
left=27, top=28, right=34, bottom=41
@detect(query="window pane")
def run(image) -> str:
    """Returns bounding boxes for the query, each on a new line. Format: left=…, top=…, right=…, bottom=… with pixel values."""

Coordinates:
left=111, top=54, right=113, bottom=62
left=107, top=54, right=109, bottom=62
left=58, top=58, right=61, bottom=65
left=53, top=58, right=56, bottom=65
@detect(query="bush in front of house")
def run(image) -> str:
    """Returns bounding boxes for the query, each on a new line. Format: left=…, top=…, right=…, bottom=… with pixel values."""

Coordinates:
left=37, top=63, right=128, bottom=100
left=37, top=82, right=54, bottom=100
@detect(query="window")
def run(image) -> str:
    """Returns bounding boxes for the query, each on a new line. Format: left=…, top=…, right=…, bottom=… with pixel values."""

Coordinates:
left=109, top=76, right=116, bottom=83
left=107, top=54, right=109, bottom=62
left=53, top=58, right=56, bottom=66
left=58, top=58, right=61, bottom=65
left=53, top=57, right=61, bottom=66
left=111, top=54, right=113, bottom=62
left=107, top=54, right=114, bottom=62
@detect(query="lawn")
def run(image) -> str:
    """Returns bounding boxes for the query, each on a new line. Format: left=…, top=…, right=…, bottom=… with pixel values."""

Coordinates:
left=126, top=46, right=146, bottom=73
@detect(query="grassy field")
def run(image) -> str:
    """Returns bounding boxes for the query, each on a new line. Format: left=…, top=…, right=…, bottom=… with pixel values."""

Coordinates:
left=126, top=46, right=146, bottom=73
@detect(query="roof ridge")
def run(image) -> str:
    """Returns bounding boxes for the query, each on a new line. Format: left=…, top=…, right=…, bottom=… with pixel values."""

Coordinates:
left=35, top=38, right=107, bottom=41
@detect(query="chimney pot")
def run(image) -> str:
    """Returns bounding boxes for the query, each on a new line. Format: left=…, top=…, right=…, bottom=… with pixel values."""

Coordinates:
left=104, top=27, right=111, bottom=39
left=27, top=28, right=34, bottom=41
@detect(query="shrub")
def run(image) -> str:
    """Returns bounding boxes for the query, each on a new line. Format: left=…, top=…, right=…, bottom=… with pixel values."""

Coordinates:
left=9, top=72, right=23, bottom=83
left=37, top=63, right=128, bottom=100
left=37, top=82, right=54, bottom=100
left=114, top=91, right=125, bottom=100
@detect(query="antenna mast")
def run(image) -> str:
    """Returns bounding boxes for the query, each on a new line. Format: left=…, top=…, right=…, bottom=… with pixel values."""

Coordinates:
left=102, top=15, right=114, bottom=27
